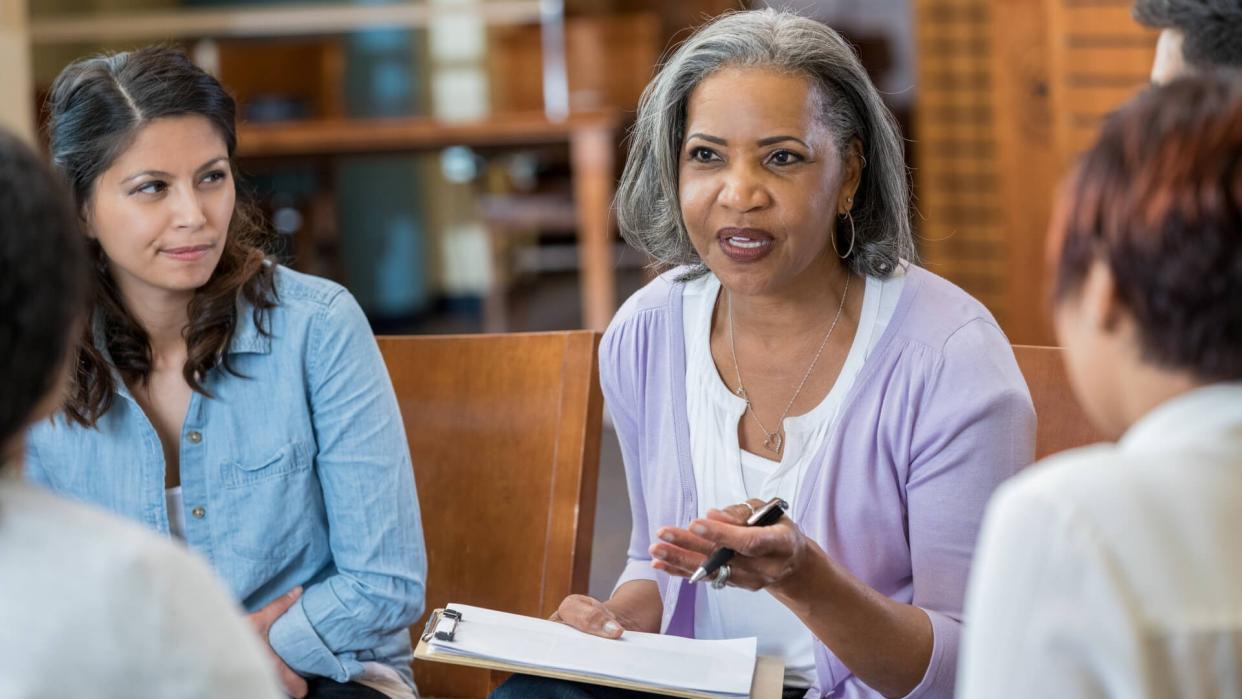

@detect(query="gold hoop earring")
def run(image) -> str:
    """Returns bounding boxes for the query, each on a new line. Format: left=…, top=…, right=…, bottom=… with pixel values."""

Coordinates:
left=833, top=211, right=856, bottom=259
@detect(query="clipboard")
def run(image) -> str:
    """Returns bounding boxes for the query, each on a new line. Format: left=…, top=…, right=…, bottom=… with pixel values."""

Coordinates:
left=414, top=608, right=786, bottom=699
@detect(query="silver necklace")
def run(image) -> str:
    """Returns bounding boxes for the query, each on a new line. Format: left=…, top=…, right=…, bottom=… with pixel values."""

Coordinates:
left=727, top=273, right=851, bottom=455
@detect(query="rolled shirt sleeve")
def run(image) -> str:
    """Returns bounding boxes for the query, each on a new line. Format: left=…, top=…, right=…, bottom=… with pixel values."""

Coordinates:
left=267, top=289, right=427, bottom=681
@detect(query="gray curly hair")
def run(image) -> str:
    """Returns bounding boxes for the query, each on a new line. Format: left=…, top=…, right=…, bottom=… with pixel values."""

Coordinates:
left=616, top=9, right=915, bottom=279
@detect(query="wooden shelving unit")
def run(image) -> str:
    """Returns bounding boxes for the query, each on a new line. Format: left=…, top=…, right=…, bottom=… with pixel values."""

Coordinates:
left=12, top=0, right=627, bottom=331
left=29, top=0, right=543, bottom=43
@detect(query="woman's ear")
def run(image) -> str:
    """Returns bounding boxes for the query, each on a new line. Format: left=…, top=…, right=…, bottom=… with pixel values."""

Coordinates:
left=838, top=138, right=864, bottom=215
left=78, top=200, right=96, bottom=240
left=1080, top=260, right=1128, bottom=335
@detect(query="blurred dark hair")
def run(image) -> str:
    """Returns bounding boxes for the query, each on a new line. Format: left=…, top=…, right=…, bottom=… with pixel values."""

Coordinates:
left=46, top=46, right=275, bottom=426
left=1052, top=72, right=1242, bottom=381
left=1134, top=0, right=1242, bottom=69
left=0, top=130, right=89, bottom=457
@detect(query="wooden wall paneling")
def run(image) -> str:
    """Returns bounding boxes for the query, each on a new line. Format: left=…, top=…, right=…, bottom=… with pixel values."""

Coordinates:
left=989, top=0, right=1058, bottom=345
left=1045, top=0, right=1157, bottom=172
left=912, top=0, right=1009, bottom=326
left=916, top=0, right=1156, bottom=346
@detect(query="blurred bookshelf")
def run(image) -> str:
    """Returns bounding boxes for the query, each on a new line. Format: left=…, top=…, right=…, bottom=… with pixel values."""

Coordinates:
left=11, top=0, right=749, bottom=334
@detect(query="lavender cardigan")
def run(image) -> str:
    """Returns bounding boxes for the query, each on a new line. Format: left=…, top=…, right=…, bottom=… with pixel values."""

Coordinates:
left=601, top=266, right=1035, bottom=698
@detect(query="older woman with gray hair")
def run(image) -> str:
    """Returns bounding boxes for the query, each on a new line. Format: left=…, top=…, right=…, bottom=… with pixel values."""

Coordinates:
left=493, top=10, right=1033, bottom=699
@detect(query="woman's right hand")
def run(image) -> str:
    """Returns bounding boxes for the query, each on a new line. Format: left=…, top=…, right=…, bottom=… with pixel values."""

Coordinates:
left=248, top=586, right=308, bottom=698
left=550, top=594, right=626, bottom=639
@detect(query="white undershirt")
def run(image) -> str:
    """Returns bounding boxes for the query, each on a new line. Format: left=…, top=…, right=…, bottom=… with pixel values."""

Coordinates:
left=682, top=268, right=904, bottom=688
left=165, top=486, right=187, bottom=541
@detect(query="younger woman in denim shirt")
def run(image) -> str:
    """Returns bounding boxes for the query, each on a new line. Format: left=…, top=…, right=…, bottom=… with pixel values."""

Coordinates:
left=26, top=46, right=426, bottom=699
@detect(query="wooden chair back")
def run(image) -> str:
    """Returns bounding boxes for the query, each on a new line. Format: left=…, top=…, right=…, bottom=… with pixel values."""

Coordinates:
left=377, top=331, right=603, bottom=698
left=1012, top=345, right=1105, bottom=460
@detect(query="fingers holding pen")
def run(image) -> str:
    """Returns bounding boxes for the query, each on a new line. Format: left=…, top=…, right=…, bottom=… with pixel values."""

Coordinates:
left=650, top=522, right=721, bottom=575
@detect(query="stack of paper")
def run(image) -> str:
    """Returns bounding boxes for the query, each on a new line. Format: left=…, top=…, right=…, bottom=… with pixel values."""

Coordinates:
left=425, top=603, right=758, bottom=698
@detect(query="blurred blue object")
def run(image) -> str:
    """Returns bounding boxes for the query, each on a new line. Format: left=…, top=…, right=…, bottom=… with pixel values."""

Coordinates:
left=194, top=0, right=431, bottom=321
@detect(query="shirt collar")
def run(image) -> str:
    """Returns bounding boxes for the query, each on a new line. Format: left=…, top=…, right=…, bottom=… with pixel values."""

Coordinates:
left=90, top=290, right=272, bottom=383
left=1120, top=382, right=1242, bottom=453
left=227, top=293, right=271, bottom=355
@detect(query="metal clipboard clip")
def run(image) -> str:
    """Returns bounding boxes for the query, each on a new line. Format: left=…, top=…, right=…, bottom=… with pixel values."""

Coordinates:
left=421, top=608, right=463, bottom=643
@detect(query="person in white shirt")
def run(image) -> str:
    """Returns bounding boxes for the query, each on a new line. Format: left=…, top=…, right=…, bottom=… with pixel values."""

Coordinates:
left=0, top=128, right=283, bottom=699
left=958, top=73, right=1242, bottom=697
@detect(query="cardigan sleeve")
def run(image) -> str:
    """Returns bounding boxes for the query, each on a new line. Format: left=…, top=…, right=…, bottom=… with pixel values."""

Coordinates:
left=900, top=318, right=1034, bottom=698
left=599, top=313, right=663, bottom=593
left=823, top=318, right=1035, bottom=698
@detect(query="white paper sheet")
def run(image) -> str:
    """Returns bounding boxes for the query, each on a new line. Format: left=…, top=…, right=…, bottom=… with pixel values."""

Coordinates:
left=426, top=603, right=758, bottom=698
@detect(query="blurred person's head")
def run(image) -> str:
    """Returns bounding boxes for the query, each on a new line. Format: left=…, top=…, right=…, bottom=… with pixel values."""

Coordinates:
left=1050, top=72, right=1242, bottom=438
left=45, top=46, right=274, bottom=427
left=1134, top=0, right=1242, bottom=83
left=616, top=9, right=913, bottom=298
left=0, top=130, right=89, bottom=469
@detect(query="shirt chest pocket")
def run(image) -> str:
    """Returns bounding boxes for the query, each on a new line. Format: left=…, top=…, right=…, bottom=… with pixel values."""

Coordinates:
left=219, top=440, right=324, bottom=563
left=222, top=440, right=312, bottom=488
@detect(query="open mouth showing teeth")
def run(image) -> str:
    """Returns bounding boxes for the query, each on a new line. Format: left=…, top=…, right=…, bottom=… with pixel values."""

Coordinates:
left=728, top=237, right=769, bottom=249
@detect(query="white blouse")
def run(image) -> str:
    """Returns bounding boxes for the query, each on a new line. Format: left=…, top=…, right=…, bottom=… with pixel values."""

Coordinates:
left=961, top=383, right=1242, bottom=698
left=682, top=269, right=904, bottom=688
left=0, top=477, right=282, bottom=698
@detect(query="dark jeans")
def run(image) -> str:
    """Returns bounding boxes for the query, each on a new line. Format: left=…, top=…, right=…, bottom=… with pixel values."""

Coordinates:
left=489, top=674, right=668, bottom=699
left=305, top=678, right=389, bottom=699
left=489, top=674, right=810, bottom=699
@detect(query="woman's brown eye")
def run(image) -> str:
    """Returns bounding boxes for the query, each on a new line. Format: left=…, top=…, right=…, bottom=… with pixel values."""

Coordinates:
left=771, top=150, right=800, bottom=165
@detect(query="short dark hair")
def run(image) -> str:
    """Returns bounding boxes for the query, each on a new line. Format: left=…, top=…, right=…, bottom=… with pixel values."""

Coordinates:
left=1134, top=0, right=1242, bottom=69
left=46, top=46, right=275, bottom=426
left=0, top=130, right=88, bottom=453
left=1052, top=72, right=1242, bottom=381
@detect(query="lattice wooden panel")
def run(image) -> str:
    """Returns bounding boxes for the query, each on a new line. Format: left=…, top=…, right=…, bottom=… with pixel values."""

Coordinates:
left=912, top=0, right=1009, bottom=324
left=914, top=0, right=1156, bottom=345
left=1046, top=0, right=1157, bottom=168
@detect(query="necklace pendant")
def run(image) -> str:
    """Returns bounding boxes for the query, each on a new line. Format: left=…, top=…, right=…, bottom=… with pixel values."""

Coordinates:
left=735, top=385, right=747, bottom=399
left=763, top=432, right=783, bottom=454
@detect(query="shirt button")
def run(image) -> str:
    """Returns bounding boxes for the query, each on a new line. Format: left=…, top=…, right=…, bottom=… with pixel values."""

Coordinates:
left=186, top=431, right=202, bottom=444
left=191, top=506, right=206, bottom=519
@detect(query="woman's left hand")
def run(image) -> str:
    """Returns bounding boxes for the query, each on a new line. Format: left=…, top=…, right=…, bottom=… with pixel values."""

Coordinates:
left=649, top=499, right=815, bottom=594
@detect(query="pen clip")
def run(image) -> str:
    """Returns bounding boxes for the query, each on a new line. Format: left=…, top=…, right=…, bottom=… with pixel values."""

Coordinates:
left=420, top=608, right=463, bottom=643
left=745, top=497, right=789, bottom=526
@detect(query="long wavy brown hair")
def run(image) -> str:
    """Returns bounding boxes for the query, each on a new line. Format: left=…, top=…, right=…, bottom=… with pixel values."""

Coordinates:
left=46, top=47, right=277, bottom=426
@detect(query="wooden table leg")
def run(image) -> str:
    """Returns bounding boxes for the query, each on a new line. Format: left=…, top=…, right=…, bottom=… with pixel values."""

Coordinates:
left=570, top=124, right=616, bottom=332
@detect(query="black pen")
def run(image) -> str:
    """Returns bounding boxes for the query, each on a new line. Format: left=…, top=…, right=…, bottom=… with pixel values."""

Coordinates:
left=688, top=497, right=789, bottom=584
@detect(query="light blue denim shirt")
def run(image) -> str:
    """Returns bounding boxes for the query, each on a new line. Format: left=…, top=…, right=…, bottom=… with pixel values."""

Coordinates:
left=25, top=265, right=427, bottom=689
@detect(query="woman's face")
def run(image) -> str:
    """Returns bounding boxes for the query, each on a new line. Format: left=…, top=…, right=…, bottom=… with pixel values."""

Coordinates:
left=678, top=66, right=859, bottom=297
left=86, top=115, right=233, bottom=300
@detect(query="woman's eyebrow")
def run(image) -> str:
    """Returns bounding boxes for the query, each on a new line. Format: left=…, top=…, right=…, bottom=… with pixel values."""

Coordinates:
left=120, top=169, right=171, bottom=184
left=196, top=156, right=229, bottom=172
left=757, top=135, right=809, bottom=148
left=686, top=132, right=727, bottom=145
